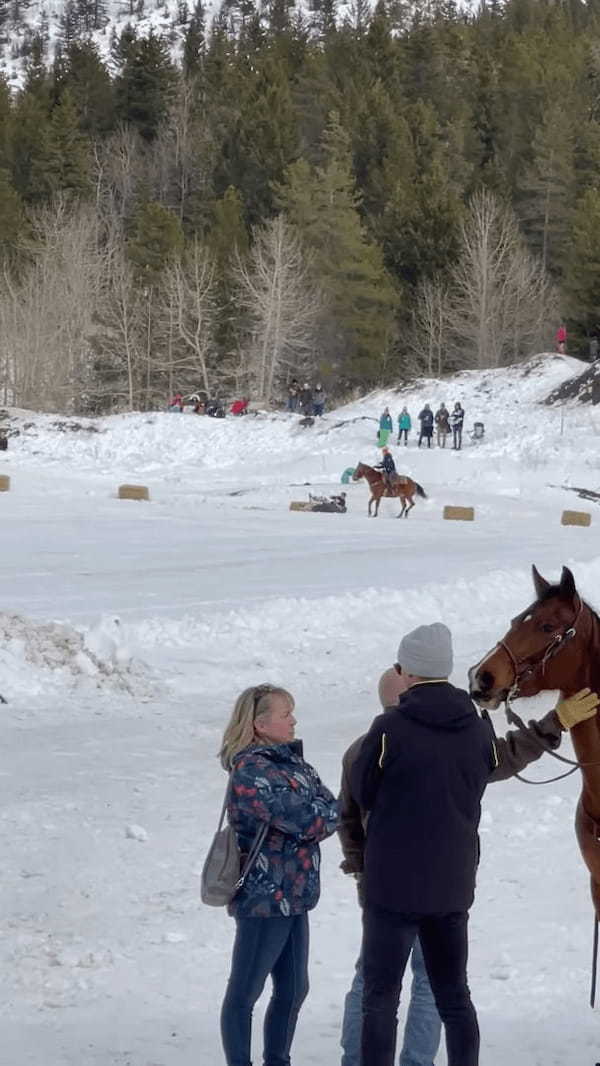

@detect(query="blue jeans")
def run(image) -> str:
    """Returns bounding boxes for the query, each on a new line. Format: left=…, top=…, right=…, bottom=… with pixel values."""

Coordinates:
left=341, top=937, right=441, bottom=1066
left=221, top=914, right=309, bottom=1066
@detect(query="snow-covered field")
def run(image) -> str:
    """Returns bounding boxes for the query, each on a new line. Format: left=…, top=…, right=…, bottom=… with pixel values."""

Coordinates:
left=4, top=353, right=600, bottom=1065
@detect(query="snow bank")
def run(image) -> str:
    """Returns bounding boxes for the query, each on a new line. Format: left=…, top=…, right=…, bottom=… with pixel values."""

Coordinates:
left=0, top=612, right=157, bottom=701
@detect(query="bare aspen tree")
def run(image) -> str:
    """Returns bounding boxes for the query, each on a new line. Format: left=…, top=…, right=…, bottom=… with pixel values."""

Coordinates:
left=447, top=190, right=555, bottom=369
left=163, top=240, right=217, bottom=396
left=149, top=78, right=212, bottom=220
left=235, top=216, right=319, bottom=403
left=0, top=202, right=104, bottom=410
left=94, top=239, right=145, bottom=410
left=93, top=125, right=144, bottom=223
left=407, top=275, right=451, bottom=376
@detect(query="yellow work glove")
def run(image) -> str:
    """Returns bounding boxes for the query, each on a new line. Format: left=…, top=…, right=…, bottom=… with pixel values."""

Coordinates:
left=556, top=688, right=600, bottom=730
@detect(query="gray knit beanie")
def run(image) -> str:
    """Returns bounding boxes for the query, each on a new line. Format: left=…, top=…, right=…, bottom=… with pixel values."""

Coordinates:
left=397, top=622, right=453, bottom=679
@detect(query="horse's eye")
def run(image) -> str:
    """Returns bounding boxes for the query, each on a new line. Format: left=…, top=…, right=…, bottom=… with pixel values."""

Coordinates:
left=541, top=623, right=554, bottom=633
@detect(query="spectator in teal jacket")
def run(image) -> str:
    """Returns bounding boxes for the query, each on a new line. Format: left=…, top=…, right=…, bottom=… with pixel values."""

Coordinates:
left=379, top=407, right=393, bottom=432
left=398, top=407, right=411, bottom=445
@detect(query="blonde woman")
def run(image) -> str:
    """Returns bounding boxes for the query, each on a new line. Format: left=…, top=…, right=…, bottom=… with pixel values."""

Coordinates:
left=219, top=683, right=339, bottom=1066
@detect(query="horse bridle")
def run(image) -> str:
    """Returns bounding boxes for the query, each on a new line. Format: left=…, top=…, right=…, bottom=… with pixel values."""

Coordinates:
left=489, top=595, right=599, bottom=784
left=498, top=595, right=583, bottom=700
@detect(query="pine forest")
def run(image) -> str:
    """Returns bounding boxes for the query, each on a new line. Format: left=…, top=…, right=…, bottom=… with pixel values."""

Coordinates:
left=0, top=0, right=599, bottom=412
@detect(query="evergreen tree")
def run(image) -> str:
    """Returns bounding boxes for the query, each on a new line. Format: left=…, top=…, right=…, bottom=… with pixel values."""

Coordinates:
left=54, top=41, right=115, bottom=136
left=517, top=101, right=576, bottom=274
left=563, top=187, right=600, bottom=333
left=183, top=0, right=205, bottom=76
left=0, top=168, right=26, bottom=261
left=11, top=92, right=53, bottom=204
left=216, top=56, right=299, bottom=225
left=277, top=112, right=398, bottom=384
left=46, top=90, right=92, bottom=198
left=127, top=200, right=184, bottom=284
left=116, top=31, right=177, bottom=140
left=208, top=185, right=249, bottom=355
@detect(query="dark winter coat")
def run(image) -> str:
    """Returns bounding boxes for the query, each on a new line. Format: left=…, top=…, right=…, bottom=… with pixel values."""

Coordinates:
left=418, top=408, right=434, bottom=432
left=350, top=682, right=495, bottom=914
left=450, top=406, right=464, bottom=429
left=227, top=741, right=339, bottom=919
left=376, top=454, right=396, bottom=476
left=338, top=704, right=563, bottom=878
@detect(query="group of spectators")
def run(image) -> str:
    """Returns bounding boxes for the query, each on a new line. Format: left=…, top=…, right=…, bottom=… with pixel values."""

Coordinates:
left=380, top=402, right=465, bottom=450
left=168, top=393, right=249, bottom=417
left=213, top=629, right=598, bottom=1066
left=287, top=379, right=326, bottom=417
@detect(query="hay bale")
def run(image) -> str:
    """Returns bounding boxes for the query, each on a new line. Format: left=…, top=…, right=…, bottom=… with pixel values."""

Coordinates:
left=0, top=474, right=10, bottom=492
left=561, top=509, right=591, bottom=527
left=118, top=483, right=150, bottom=501
left=443, top=505, right=474, bottom=522
left=289, top=501, right=313, bottom=511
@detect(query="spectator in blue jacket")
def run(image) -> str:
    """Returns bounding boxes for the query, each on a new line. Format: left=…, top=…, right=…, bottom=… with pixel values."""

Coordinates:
left=219, top=684, right=339, bottom=1066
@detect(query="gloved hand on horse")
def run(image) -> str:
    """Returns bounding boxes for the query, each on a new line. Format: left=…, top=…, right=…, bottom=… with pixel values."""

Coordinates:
left=556, top=688, right=600, bottom=730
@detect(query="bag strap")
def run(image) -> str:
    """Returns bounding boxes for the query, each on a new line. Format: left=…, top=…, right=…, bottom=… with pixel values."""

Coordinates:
left=217, top=773, right=234, bottom=833
left=221, top=767, right=270, bottom=892
left=236, top=821, right=269, bottom=892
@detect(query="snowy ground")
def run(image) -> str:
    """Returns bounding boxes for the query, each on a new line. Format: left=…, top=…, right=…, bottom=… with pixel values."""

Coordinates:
left=4, top=353, right=600, bottom=1065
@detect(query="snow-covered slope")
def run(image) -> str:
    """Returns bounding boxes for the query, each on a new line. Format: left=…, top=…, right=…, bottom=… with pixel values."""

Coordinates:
left=1, top=0, right=195, bottom=87
left=4, top=351, right=600, bottom=1066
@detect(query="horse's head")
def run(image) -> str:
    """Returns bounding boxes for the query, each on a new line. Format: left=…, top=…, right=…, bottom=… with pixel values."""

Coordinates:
left=352, top=463, right=365, bottom=481
left=469, top=565, right=584, bottom=708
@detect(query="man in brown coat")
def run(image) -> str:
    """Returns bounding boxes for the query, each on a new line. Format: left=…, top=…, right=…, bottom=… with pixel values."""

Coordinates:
left=338, top=661, right=597, bottom=1066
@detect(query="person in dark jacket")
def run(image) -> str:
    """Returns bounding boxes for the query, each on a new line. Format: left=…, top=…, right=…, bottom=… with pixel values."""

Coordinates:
left=349, top=626, right=599, bottom=1066
left=417, top=405, right=434, bottom=448
left=434, top=404, right=450, bottom=448
left=375, top=447, right=397, bottom=492
left=450, top=403, right=464, bottom=450
left=219, top=684, right=339, bottom=1066
left=300, top=383, right=313, bottom=415
left=339, top=664, right=597, bottom=1066
left=340, top=667, right=442, bottom=1066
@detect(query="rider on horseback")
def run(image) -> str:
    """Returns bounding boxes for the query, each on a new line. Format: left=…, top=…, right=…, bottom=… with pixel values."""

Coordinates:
left=376, top=447, right=397, bottom=493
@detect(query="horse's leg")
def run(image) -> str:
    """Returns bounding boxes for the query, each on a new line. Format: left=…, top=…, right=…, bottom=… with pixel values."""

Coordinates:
left=406, top=494, right=415, bottom=517
left=374, top=492, right=381, bottom=517
left=368, top=494, right=373, bottom=517
left=397, top=493, right=406, bottom=518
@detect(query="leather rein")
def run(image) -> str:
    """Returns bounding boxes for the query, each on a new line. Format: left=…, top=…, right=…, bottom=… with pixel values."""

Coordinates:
left=496, top=596, right=599, bottom=784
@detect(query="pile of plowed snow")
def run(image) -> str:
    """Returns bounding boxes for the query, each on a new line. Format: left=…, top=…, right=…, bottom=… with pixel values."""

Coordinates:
left=0, top=612, right=157, bottom=702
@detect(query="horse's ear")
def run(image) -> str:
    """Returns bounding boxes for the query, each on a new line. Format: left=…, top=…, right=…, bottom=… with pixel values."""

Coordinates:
left=558, top=566, right=577, bottom=601
left=532, top=565, right=550, bottom=600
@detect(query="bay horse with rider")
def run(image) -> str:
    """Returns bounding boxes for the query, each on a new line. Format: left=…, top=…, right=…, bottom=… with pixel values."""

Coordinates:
left=352, top=460, right=427, bottom=518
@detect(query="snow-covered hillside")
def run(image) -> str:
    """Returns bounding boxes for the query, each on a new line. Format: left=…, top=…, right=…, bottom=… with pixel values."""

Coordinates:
left=1, top=0, right=194, bottom=87
left=4, top=352, right=600, bottom=1066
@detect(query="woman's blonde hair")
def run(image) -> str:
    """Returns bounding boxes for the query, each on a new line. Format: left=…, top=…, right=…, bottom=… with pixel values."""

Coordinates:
left=219, top=683, right=295, bottom=771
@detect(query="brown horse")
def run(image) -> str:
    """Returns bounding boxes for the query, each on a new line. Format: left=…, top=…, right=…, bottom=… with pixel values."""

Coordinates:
left=352, top=461, right=427, bottom=518
left=469, top=565, right=600, bottom=922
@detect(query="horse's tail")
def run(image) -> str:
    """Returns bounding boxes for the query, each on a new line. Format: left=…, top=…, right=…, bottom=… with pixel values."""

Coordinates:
left=415, top=482, right=427, bottom=499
